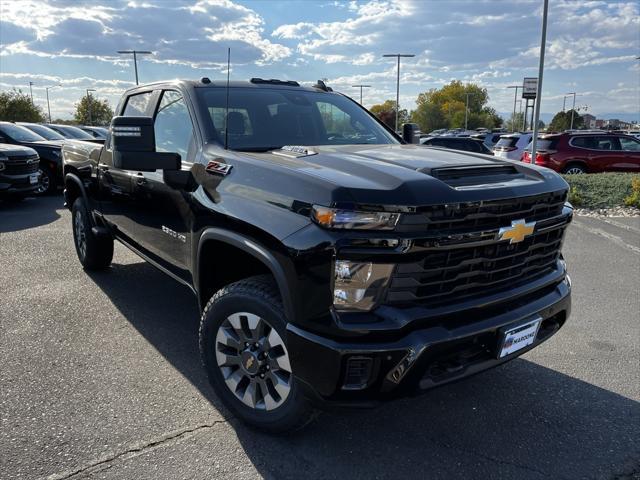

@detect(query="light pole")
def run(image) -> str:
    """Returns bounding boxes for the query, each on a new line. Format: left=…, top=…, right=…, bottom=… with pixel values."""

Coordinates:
left=507, top=86, right=521, bottom=132
left=530, top=0, right=549, bottom=168
left=352, top=84, right=371, bottom=105
left=464, top=92, right=475, bottom=131
left=28, top=81, right=34, bottom=104
left=45, top=85, right=61, bottom=123
left=86, top=89, right=96, bottom=126
left=382, top=53, right=415, bottom=131
left=117, top=50, right=152, bottom=85
left=566, top=92, right=578, bottom=129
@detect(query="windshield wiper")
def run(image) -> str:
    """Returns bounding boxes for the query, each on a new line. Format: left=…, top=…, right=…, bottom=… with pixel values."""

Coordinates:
left=231, top=146, right=283, bottom=152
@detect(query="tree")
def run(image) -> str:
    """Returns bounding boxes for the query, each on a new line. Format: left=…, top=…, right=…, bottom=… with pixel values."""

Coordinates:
left=504, top=112, right=525, bottom=132
left=369, top=100, right=408, bottom=130
left=0, top=89, right=45, bottom=122
left=411, top=80, right=499, bottom=132
left=548, top=110, right=583, bottom=132
left=73, top=94, right=114, bottom=126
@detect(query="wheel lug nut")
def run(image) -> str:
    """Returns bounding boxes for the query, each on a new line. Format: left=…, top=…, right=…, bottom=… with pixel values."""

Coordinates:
left=266, top=365, right=270, bottom=370
left=260, top=373, right=265, bottom=378
left=244, top=342, right=249, bottom=347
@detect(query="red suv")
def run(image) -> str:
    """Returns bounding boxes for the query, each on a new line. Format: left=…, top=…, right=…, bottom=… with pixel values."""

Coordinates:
left=522, top=132, right=640, bottom=174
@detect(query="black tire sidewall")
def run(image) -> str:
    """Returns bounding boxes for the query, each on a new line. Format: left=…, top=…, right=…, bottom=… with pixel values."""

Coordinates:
left=71, top=198, right=113, bottom=270
left=200, top=283, right=311, bottom=432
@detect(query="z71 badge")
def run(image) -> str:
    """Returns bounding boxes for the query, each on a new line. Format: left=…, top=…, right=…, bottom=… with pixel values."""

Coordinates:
left=206, top=160, right=232, bottom=176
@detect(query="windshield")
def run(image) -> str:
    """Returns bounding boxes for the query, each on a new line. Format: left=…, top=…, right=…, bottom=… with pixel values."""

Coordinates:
left=495, top=137, right=518, bottom=148
left=0, top=123, right=46, bottom=142
left=20, top=124, right=65, bottom=141
left=197, top=87, right=398, bottom=151
left=53, top=125, right=95, bottom=140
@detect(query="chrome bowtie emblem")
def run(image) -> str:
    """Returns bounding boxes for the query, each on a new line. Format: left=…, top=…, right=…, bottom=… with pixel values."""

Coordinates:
left=498, top=219, right=536, bottom=244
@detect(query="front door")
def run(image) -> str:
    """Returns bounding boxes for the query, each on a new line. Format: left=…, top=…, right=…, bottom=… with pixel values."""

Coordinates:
left=618, top=136, right=640, bottom=172
left=130, top=89, right=197, bottom=282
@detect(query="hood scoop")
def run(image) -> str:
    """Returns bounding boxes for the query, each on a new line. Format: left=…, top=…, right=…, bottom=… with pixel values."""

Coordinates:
left=427, top=164, right=532, bottom=190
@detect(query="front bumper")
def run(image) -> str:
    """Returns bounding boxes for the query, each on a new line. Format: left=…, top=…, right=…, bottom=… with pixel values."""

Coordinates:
left=287, top=275, right=571, bottom=407
left=0, top=171, right=41, bottom=196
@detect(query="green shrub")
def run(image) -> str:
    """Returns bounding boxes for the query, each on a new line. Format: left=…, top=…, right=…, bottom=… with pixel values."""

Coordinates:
left=623, top=178, right=640, bottom=208
left=561, top=173, right=640, bottom=209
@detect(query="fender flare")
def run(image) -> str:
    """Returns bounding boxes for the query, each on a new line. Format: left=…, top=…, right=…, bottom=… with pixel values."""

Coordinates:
left=64, top=173, right=95, bottom=226
left=196, top=228, right=295, bottom=322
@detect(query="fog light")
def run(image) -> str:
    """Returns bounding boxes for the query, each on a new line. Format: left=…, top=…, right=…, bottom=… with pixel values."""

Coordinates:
left=333, top=260, right=394, bottom=311
left=342, top=356, right=374, bottom=390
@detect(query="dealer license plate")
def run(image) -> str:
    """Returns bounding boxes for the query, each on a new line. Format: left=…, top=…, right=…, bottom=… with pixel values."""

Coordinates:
left=29, top=173, right=39, bottom=185
left=498, top=318, right=542, bottom=358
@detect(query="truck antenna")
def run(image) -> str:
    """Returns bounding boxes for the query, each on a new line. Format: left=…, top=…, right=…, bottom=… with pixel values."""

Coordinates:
left=224, top=47, right=230, bottom=150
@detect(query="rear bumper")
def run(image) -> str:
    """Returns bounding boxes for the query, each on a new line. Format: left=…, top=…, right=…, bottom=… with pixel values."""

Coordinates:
left=287, top=275, right=571, bottom=407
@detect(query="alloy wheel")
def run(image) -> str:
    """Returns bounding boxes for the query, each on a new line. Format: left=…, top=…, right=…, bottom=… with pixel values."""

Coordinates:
left=215, top=312, right=292, bottom=411
left=37, top=169, right=50, bottom=194
left=74, top=210, right=87, bottom=260
left=564, top=167, right=584, bottom=175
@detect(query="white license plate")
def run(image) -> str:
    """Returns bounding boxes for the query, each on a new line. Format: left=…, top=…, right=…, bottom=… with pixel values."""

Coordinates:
left=498, top=318, right=542, bottom=358
left=29, top=173, right=39, bottom=185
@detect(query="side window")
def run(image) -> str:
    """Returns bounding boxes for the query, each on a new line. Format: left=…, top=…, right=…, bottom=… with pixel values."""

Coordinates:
left=154, top=90, right=195, bottom=161
left=123, top=92, right=153, bottom=116
left=571, top=136, right=596, bottom=149
left=593, top=136, right=620, bottom=150
left=619, top=137, right=640, bottom=151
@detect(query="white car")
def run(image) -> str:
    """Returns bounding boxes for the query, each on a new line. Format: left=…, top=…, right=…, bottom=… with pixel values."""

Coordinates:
left=493, top=133, right=533, bottom=161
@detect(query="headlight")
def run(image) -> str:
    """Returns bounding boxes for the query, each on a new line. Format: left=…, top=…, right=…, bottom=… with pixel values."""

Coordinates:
left=312, top=206, right=400, bottom=230
left=333, top=260, right=394, bottom=311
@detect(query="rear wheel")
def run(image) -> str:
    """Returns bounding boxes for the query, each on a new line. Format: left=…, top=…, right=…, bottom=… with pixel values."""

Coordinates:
left=562, top=163, right=586, bottom=175
left=199, top=275, right=316, bottom=433
left=71, top=197, right=113, bottom=270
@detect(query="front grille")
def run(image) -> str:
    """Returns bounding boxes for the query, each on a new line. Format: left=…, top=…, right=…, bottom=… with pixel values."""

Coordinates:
left=387, top=190, right=570, bottom=308
left=400, top=190, right=567, bottom=234
left=3, top=156, right=39, bottom=175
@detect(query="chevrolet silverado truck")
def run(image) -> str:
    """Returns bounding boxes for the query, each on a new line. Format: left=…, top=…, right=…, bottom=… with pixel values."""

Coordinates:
left=62, top=78, right=572, bottom=432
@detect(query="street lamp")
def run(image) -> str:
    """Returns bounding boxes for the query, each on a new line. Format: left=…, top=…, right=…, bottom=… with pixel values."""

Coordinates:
left=529, top=0, right=549, bottom=169
left=464, top=92, right=476, bottom=131
left=507, top=86, right=521, bottom=132
left=28, top=81, right=34, bottom=104
left=45, top=84, right=61, bottom=123
left=117, top=50, right=152, bottom=85
left=352, top=84, right=371, bottom=105
left=566, top=92, right=580, bottom=130
left=86, top=89, right=96, bottom=126
left=382, top=53, right=415, bottom=132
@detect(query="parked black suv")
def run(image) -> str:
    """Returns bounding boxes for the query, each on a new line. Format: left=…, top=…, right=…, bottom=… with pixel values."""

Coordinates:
left=63, top=79, right=572, bottom=432
left=0, top=122, right=63, bottom=194
left=0, top=144, right=41, bottom=199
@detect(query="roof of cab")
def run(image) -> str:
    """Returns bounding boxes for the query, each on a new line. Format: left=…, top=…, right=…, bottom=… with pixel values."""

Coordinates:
left=123, top=78, right=331, bottom=96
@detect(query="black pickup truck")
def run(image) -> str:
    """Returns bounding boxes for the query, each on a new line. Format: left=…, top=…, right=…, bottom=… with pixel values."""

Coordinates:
left=62, top=78, right=572, bottom=432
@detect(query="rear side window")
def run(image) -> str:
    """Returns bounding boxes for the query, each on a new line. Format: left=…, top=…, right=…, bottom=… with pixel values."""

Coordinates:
left=570, top=136, right=596, bottom=149
left=592, top=136, right=620, bottom=150
left=123, top=92, right=153, bottom=116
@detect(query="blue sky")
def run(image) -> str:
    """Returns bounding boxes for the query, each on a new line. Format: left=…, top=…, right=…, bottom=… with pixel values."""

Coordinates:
left=0, top=0, right=638, bottom=121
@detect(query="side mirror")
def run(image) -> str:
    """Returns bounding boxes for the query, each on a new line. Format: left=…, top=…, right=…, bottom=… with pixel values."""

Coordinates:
left=402, top=123, right=421, bottom=144
left=111, top=116, right=180, bottom=172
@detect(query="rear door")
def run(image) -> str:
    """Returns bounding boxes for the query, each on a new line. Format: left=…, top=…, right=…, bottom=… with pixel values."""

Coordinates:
left=589, top=136, right=622, bottom=172
left=97, top=90, right=157, bottom=241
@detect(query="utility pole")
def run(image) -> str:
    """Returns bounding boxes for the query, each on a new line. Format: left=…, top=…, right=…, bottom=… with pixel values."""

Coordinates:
left=117, top=50, right=152, bottom=85
left=507, top=86, right=521, bottom=132
left=28, top=82, right=34, bottom=104
left=352, top=84, right=371, bottom=105
left=86, top=89, right=96, bottom=126
left=464, top=92, right=475, bottom=131
left=45, top=85, right=60, bottom=123
left=566, top=92, right=577, bottom=129
left=530, top=0, right=549, bottom=167
left=382, top=53, right=415, bottom=131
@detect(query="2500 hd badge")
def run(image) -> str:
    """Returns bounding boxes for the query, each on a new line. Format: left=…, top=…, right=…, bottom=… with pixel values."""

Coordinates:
left=62, top=77, right=572, bottom=432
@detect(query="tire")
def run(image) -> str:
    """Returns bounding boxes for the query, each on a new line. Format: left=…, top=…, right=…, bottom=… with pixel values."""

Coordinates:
left=562, top=163, right=586, bottom=175
left=199, top=275, right=316, bottom=433
left=71, top=197, right=113, bottom=270
left=37, top=166, right=56, bottom=195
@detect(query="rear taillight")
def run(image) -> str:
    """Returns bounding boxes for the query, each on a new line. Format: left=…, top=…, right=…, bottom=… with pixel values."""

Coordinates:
left=535, top=150, right=556, bottom=165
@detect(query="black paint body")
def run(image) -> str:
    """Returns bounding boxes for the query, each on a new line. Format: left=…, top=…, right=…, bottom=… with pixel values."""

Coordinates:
left=62, top=80, right=572, bottom=405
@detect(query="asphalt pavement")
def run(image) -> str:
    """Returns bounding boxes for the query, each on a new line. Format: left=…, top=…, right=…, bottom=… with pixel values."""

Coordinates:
left=1, top=196, right=639, bottom=480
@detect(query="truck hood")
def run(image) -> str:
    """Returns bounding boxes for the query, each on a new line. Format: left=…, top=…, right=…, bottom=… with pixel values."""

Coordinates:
left=242, top=144, right=568, bottom=207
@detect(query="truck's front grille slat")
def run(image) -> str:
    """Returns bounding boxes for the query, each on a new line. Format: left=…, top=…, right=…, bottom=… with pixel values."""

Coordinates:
left=3, top=156, right=39, bottom=175
left=387, top=190, right=570, bottom=308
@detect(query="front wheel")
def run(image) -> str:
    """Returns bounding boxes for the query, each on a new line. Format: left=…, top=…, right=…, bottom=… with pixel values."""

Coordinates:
left=37, top=167, right=56, bottom=195
left=199, top=275, right=316, bottom=433
left=71, top=198, right=113, bottom=270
